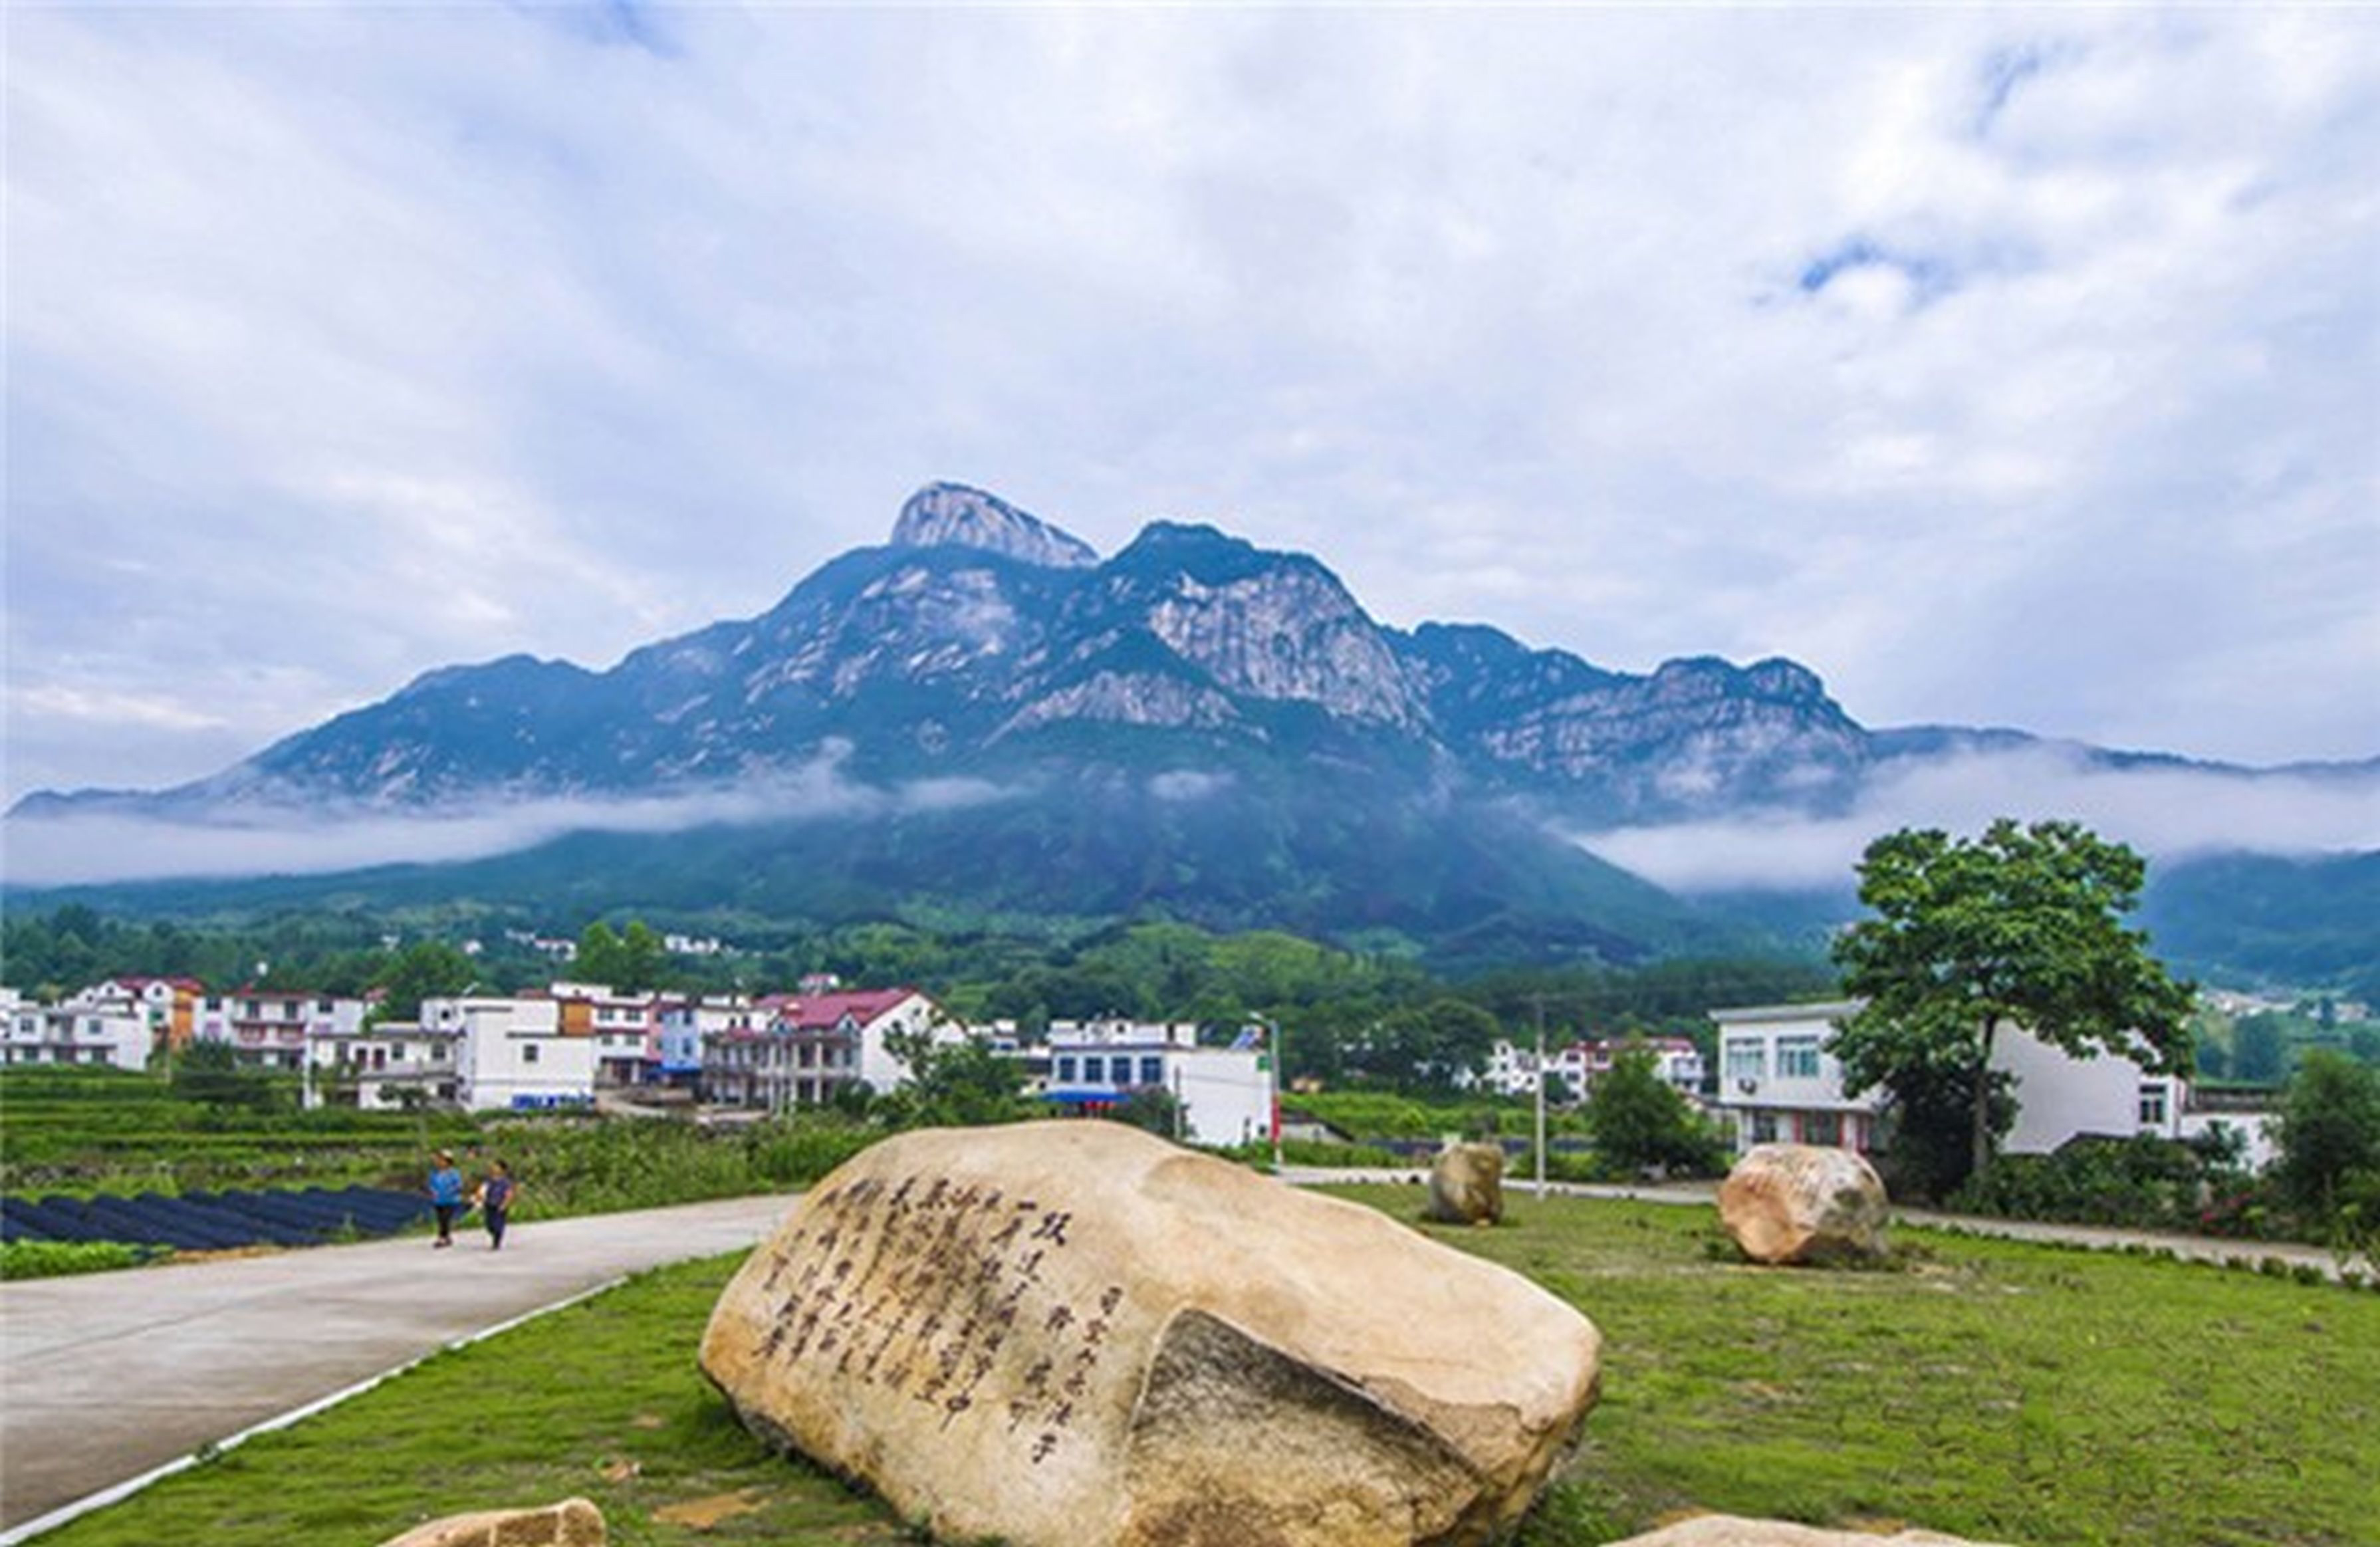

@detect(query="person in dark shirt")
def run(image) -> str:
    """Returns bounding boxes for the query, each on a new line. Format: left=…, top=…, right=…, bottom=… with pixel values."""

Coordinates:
left=474, top=1159, right=518, bottom=1251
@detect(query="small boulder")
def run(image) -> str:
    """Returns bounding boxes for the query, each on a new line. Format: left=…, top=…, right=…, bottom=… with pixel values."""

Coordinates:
left=377, top=1498, right=603, bottom=1547
left=701, top=1122, right=1600, bottom=1547
left=1602, top=1514, right=2006, bottom=1546
left=1425, top=1141, right=1505, bottom=1225
left=1719, top=1143, right=1889, bottom=1265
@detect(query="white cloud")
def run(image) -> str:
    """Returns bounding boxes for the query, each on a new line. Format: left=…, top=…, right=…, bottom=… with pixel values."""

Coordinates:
left=4, top=5, right=2373, bottom=814
left=1576, top=747, right=2380, bottom=894
left=0, top=755, right=1013, bottom=888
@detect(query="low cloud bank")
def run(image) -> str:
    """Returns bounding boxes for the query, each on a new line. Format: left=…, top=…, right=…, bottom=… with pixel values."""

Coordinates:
left=1574, top=747, right=2380, bottom=894
left=1, top=755, right=1011, bottom=889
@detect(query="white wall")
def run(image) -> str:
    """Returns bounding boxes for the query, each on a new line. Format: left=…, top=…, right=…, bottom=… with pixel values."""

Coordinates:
left=431, top=996, right=594, bottom=1112
left=1171, top=1047, right=1270, bottom=1147
left=1995, top=1026, right=2181, bottom=1154
left=854, top=995, right=955, bottom=1093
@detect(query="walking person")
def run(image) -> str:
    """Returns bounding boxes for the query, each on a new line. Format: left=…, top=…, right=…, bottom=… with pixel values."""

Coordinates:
left=426, top=1149, right=464, bottom=1249
left=474, top=1159, right=517, bottom=1251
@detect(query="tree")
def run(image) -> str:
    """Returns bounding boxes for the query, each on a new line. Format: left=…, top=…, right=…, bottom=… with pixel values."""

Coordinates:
left=878, top=1028, right=1032, bottom=1129
left=1346, top=999, right=1499, bottom=1093
left=370, top=941, right=477, bottom=1024
left=2231, top=1013, right=2290, bottom=1084
left=2271, top=1049, right=2380, bottom=1217
left=1830, top=819, right=2197, bottom=1191
left=1587, top=1043, right=1725, bottom=1177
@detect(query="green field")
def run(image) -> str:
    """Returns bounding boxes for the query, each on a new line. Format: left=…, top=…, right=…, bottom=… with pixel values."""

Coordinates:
left=0, top=1069, right=878, bottom=1239
left=29, top=1187, right=2376, bottom=1547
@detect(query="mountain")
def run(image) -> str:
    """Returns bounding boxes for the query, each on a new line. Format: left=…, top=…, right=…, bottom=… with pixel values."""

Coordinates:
left=10, top=482, right=2372, bottom=972
left=21, top=484, right=1876, bottom=821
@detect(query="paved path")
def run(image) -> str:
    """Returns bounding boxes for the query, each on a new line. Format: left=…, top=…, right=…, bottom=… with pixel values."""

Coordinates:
left=0, top=1193, right=793, bottom=1536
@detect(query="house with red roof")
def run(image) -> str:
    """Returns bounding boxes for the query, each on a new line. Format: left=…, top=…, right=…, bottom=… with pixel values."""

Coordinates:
left=701, top=987, right=957, bottom=1110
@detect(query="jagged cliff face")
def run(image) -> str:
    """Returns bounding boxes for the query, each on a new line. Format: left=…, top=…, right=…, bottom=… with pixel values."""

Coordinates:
left=55, top=482, right=1877, bottom=822
left=890, top=482, right=1100, bottom=570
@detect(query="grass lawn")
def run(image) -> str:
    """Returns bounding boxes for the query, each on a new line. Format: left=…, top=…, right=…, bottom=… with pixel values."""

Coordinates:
left=31, top=1187, right=2377, bottom=1547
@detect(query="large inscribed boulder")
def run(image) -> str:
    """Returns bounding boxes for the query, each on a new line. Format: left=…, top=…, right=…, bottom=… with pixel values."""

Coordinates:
left=1719, top=1143, right=1889, bottom=1265
left=701, top=1121, right=1600, bottom=1547
left=1425, top=1141, right=1505, bottom=1225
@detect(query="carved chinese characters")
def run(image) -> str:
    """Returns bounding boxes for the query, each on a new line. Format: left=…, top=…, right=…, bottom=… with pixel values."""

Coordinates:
left=701, top=1121, right=1602, bottom=1547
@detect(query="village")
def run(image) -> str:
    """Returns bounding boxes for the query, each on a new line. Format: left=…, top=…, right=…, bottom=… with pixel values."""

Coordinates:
left=1, top=971, right=2294, bottom=1175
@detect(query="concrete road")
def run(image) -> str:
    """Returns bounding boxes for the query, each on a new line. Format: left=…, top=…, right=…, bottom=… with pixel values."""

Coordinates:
left=0, top=1193, right=792, bottom=1536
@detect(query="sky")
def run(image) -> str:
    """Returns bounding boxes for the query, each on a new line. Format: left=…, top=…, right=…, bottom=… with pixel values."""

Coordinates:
left=5, top=5, right=2377, bottom=886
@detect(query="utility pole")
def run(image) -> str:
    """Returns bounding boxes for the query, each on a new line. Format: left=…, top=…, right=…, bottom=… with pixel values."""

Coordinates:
left=1266, top=1016, right=1285, bottom=1175
left=1532, top=995, right=1548, bottom=1198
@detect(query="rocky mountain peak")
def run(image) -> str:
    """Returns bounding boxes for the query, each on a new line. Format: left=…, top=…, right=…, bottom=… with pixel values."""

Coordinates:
left=891, top=482, right=1100, bottom=570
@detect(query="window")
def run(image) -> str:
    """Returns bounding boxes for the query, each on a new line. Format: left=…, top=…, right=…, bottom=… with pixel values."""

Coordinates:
left=1776, top=1036, right=1822, bottom=1080
left=1082, top=1056, right=1105, bottom=1084
left=1139, top=1056, right=1164, bottom=1087
left=1056, top=1056, right=1078, bottom=1084
left=1750, top=1111, right=1780, bottom=1143
left=523, top=1043, right=540, bottom=1064
left=1802, top=1111, right=1843, bottom=1146
left=1724, top=1040, right=1766, bottom=1083
left=2138, top=1084, right=2169, bottom=1127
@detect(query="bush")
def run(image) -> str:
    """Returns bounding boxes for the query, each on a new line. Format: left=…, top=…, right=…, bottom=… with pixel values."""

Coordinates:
left=0, top=1240, right=158, bottom=1279
left=1954, top=1133, right=2235, bottom=1231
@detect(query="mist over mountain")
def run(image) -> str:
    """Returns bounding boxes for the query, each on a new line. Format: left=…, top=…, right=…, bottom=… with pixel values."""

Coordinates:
left=9, top=483, right=2373, bottom=976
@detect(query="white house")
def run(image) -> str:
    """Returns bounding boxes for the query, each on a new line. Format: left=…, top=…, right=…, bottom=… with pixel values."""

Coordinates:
left=3, top=989, right=155, bottom=1069
left=550, top=982, right=665, bottom=1088
left=307, top=1020, right=465, bottom=1110
left=1709, top=1003, right=1885, bottom=1153
left=1470, top=1034, right=1707, bottom=1106
left=91, top=976, right=204, bottom=1054
left=1040, top=1018, right=1272, bottom=1149
left=425, top=994, right=595, bottom=1112
left=194, top=990, right=370, bottom=1072
left=1710, top=1000, right=2202, bottom=1160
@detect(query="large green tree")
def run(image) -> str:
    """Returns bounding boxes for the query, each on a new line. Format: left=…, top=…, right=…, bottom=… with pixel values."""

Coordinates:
left=1830, top=819, right=2197, bottom=1190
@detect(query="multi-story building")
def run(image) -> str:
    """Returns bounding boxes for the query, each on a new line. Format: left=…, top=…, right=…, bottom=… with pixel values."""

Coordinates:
left=92, top=976, right=205, bottom=1055
left=3, top=989, right=156, bottom=1069
left=1709, top=1001, right=2198, bottom=1159
left=1471, top=1035, right=1707, bottom=1105
left=423, top=994, right=594, bottom=1112
left=1040, top=1018, right=1272, bottom=1148
left=551, top=982, right=664, bottom=1088
left=655, top=996, right=759, bottom=1089
left=308, top=1020, right=465, bottom=1110
left=703, top=988, right=952, bottom=1111
left=194, top=991, right=370, bottom=1072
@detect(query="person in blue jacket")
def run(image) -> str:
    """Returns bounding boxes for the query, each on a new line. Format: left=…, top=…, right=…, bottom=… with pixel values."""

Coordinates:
left=426, top=1149, right=465, bottom=1249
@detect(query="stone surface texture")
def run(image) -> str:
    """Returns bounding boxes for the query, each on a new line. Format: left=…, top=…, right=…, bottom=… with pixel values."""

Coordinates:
left=700, top=1121, right=1600, bottom=1547
left=1602, top=1514, right=2007, bottom=1546
left=1425, top=1141, right=1505, bottom=1225
left=376, top=1497, right=604, bottom=1547
left=1719, top=1144, right=1891, bottom=1265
